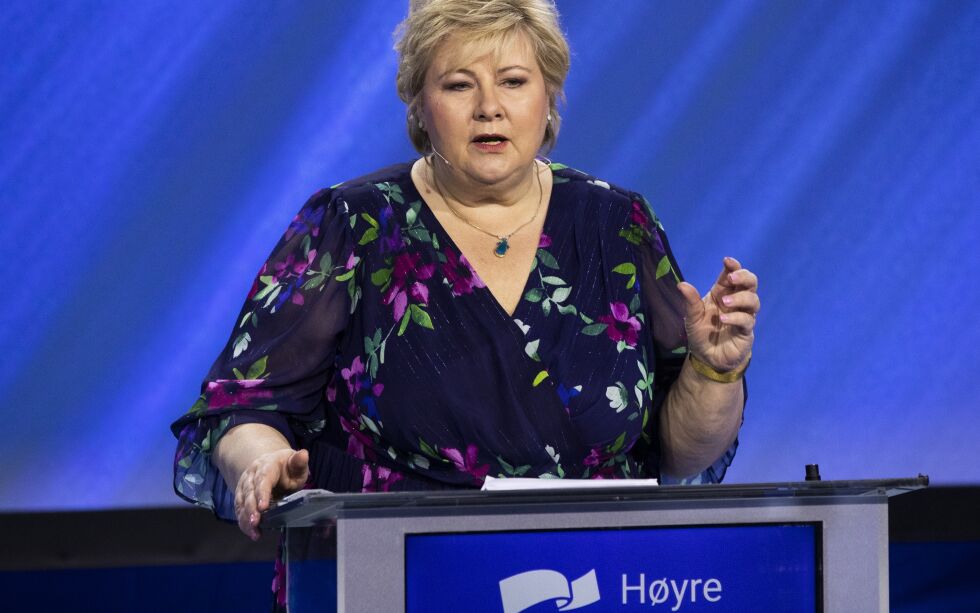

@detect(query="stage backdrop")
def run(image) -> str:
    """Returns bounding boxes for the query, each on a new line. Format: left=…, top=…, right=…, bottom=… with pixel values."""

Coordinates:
left=1, top=0, right=977, bottom=511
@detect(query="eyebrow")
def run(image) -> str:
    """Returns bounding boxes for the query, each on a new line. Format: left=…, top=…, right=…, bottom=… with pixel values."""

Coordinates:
left=437, top=65, right=532, bottom=80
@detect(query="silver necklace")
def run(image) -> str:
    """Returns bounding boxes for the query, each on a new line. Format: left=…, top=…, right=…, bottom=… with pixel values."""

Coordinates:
left=428, top=158, right=543, bottom=258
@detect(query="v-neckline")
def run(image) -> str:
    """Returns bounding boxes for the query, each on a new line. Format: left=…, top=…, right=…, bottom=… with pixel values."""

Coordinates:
left=404, top=160, right=557, bottom=320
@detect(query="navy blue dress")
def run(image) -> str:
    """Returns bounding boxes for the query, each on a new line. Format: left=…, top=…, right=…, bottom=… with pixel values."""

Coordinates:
left=171, top=161, right=738, bottom=521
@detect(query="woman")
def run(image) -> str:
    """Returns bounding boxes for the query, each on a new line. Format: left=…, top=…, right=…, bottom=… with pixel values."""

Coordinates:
left=172, top=0, right=758, bottom=551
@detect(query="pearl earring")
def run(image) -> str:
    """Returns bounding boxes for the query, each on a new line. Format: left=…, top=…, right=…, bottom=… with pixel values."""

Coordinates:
left=547, top=113, right=553, bottom=122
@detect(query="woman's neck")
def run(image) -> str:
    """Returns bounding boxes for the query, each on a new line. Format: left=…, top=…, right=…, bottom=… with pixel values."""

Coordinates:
left=427, top=156, right=538, bottom=209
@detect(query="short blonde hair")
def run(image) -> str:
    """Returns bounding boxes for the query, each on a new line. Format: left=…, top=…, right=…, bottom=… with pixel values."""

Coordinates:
left=394, top=0, right=571, bottom=154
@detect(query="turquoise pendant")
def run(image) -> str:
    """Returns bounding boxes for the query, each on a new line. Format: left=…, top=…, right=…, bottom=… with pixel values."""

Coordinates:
left=494, top=238, right=509, bottom=257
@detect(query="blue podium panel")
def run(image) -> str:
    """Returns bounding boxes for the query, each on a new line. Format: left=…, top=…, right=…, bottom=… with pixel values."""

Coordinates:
left=406, top=524, right=819, bottom=613
left=266, top=479, right=925, bottom=611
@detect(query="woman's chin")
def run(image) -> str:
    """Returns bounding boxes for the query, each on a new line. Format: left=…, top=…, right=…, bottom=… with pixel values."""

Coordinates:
left=459, top=153, right=532, bottom=187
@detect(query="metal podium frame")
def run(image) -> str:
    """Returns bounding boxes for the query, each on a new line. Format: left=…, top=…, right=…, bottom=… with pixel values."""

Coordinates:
left=264, top=476, right=927, bottom=612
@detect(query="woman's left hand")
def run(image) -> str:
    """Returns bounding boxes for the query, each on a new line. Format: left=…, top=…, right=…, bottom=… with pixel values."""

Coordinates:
left=677, top=256, right=759, bottom=373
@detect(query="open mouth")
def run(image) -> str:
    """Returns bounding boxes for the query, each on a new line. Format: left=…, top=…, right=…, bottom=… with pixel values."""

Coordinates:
left=472, top=134, right=508, bottom=145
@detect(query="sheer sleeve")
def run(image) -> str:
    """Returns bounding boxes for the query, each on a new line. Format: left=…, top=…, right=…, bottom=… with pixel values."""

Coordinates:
left=629, top=194, right=743, bottom=484
left=171, top=188, right=356, bottom=519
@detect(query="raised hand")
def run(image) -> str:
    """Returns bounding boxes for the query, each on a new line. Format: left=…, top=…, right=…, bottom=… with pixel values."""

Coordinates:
left=676, top=257, right=759, bottom=374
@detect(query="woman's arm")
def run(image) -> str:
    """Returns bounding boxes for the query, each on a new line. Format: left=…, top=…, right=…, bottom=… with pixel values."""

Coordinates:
left=213, top=423, right=310, bottom=540
left=659, top=257, right=758, bottom=479
left=659, top=358, right=745, bottom=478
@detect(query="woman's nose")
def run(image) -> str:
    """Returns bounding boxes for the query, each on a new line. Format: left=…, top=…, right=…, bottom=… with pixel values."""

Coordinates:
left=474, top=87, right=503, bottom=121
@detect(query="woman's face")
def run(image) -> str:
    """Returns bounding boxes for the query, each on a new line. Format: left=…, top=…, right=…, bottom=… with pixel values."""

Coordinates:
left=420, top=30, right=549, bottom=189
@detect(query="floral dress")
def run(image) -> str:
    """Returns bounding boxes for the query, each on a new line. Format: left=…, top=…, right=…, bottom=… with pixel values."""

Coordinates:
left=171, top=160, right=738, bottom=515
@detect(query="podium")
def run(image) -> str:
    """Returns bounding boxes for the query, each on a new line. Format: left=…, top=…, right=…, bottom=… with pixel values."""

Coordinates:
left=264, top=476, right=926, bottom=612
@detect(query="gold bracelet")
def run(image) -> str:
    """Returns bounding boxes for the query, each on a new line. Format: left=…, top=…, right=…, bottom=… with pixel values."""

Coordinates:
left=688, top=351, right=751, bottom=383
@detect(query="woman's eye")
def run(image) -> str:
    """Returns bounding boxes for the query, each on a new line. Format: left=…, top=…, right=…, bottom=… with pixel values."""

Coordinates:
left=446, top=82, right=471, bottom=91
left=502, top=78, right=526, bottom=88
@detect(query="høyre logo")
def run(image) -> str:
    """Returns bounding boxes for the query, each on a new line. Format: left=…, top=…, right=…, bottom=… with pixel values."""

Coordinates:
left=499, top=568, right=601, bottom=613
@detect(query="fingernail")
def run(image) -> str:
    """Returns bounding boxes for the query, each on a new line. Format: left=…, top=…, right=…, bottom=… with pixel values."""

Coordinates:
left=249, top=513, right=257, bottom=525
left=728, top=273, right=737, bottom=283
left=720, top=314, right=729, bottom=323
left=722, top=295, right=733, bottom=306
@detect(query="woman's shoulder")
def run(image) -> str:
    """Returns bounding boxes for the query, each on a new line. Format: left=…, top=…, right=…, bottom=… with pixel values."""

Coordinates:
left=550, top=162, right=662, bottom=233
left=305, top=162, right=415, bottom=214
left=550, top=163, right=637, bottom=198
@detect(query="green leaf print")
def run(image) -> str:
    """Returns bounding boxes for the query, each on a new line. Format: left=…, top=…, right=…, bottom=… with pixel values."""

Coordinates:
left=537, top=249, right=559, bottom=269
left=371, top=267, right=392, bottom=287
left=608, top=432, right=627, bottom=454
left=232, top=332, right=251, bottom=358
left=581, top=323, right=608, bottom=336
left=409, top=304, right=434, bottom=329
left=246, top=355, right=268, bottom=379
left=358, top=227, right=379, bottom=245
left=253, top=276, right=277, bottom=301
left=524, top=288, right=545, bottom=303
left=613, top=262, right=637, bottom=289
left=303, top=275, right=325, bottom=290
left=361, top=212, right=380, bottom=229
left=551, top=286, right=571, bottom=303
left=419, top=437, right=441, bottom=459
left=397, top=310, right=411, bottom=336
left=408, top=227, right=431, bottom=243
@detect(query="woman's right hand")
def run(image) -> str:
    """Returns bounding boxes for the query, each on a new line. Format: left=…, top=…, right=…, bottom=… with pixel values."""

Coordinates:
left=233, top=448, right=310, bottom=540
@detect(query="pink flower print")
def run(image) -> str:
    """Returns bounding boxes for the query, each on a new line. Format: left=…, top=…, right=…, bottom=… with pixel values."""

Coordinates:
left=339, top=415, right=372, bottom=461
left=583, top=446, right=618, bottom=479
left=441, top=444, right=490, bottom=482
left=205, top=379, right=273, bottom=409
left=383, top=251, right=435, bottom=321
left=583, top=447, right=604, bottom=467
left=339, top=354, right=385, bottom=423
left=538, top=233, right=553, bottom=248
left=378, top=205, right=402, bottom=254
left=442, top=249, right=486, bottom=296
left=340, top=356, right=366, bottom=395
left=272, top=551, right=288, bottom=608
left=598, top=302, right=641, bottom=347
left=247, top=265, right=265, bottom=300
left=277, top=249, right=316, bottom=278
left=361, top=464, right=404, bottom=492
left=629, top=201, right=649, bottom=228
left=284, top=205, right=324, bottom=241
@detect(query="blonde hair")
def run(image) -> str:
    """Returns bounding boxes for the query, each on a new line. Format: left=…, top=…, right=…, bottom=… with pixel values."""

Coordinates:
left=394, top=0, right=570, bottom=154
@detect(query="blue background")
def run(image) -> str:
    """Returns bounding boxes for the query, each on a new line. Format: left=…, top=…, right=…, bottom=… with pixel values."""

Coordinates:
left=1, top=0, right=977, bottom=512
left=406, top=524, right=818, bottom=612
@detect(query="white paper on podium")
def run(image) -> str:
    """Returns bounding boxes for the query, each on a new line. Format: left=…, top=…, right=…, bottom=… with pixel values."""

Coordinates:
left=277, top=488, right=334, bottom=505
left=481, top=476, right=658, bottom=491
